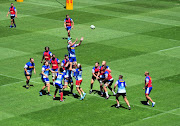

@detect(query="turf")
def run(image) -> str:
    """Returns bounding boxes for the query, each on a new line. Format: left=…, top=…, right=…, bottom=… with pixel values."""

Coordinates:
left=0, top=0, right=180, bottom=125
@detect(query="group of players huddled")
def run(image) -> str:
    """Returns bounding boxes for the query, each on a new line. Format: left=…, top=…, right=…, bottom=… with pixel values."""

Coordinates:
left=23, top=14, right=155, bottom=109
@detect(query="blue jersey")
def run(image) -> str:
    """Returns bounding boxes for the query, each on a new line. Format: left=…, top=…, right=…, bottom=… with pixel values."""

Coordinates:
left=73, top=68, right=82, bottom=80
left=116, top=79, right=127, bottom=93
left=42, top=65, right=50, bottom=78
left=67, top=44, right=78, bottom=57
left=24, top=62, right=35, bottom=75
left=55, top=72, right=65, bottom=84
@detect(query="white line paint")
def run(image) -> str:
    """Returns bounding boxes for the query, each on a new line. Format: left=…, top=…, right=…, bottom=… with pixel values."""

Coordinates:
left=158, top=46, right=180, bottom=52
left=143, top=108, right=180, bottom=120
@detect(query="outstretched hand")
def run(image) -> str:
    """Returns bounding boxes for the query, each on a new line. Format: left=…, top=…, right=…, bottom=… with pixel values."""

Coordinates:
left=80, top=37, right=84, bottom=41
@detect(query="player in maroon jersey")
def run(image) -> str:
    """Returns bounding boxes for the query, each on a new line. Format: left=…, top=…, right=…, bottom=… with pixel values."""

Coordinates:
left=64, top=15, right=74, bottom=40
left=89, top=62, right=101, bottom=94
left=7, top=3, right=17, bottom=28
left=41, top=46, right=52, bottom=63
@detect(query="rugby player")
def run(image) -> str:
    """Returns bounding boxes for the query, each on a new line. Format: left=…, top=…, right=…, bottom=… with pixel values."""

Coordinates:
left=7, top=3, right=17, bottom=28
left=103, top=65, right=116, bottom=99
left=73, top=63, right=86, bottom=100
left=63, top=62, right=74, bottom=94
left=67, top=37, right=83, bottom=71
left=99, top=61, right=111, bottom=95
left=143, top=71, right=155, bottom=107
left=61, top=54, right=69, bottom=71
left=54, top=68, right=66, bottom=102
left=41, top=46, right=52, bottom=63
left=24, top=58, right=36, bottom=89
left=64, top=15, right=74, bottom=40
left=114, top=75, right=131, bottom=110
left=39, top=61, right=56, bottom=96
left=89, top=62, right=100, bottom=94
left=50, top=54, right=60, bottom=86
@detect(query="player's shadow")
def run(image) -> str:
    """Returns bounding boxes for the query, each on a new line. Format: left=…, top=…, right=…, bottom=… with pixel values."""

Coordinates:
left=63, top=91, right=80, bottom=99
left=22, top=85, right=34, bottom=89
left=141, top=101, right=149, bottom=105
left=91, top=90, right=102, bottom=96
left=53, top=97, right=66, bottom=100
left=111, top=104, right=128, bottom=109
left=62, top=37, right=68, bottom=40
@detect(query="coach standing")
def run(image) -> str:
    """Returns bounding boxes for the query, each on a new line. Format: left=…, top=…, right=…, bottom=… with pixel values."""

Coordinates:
left=7, top=3, right=17, bottom=28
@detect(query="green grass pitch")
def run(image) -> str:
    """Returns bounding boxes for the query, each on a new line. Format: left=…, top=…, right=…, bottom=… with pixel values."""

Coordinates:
left=0, top=0, right=180, bottom=125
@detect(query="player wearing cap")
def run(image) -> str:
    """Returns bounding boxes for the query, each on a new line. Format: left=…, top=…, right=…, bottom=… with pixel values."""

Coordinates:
left=24, top=58, right=36, bottom=89
left=114, top=75, right=131, bottom=110
left=143, top=71, right=155, bottom=107
left=50, top=54, right=60, bottom=86
left=41, top=46, right=52, bottom=63
left=67, top=37, right=83, bottom=71
left=64, top=15, right=74, bottom=40
left=73, top=63, right=86, bottom=100
left=89, top=62, right=100, bottom=94
left=7, top=3, right=17, bottom=28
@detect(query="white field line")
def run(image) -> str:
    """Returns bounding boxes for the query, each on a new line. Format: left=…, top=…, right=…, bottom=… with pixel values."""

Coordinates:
left=158, top=46, right=180, bottom=52
left=87, top=94, right=180, bottom=116
left=142, top=108, right=180, bottom=120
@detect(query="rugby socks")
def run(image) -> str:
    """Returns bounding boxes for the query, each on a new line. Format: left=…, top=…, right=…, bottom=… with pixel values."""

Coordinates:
left=90, top=84, right=93, bottom=90
left=80, top=94, right=83, bottom=98
left=60, top=92, right=63, bottom=101
left=112, top=90, right=116, bottom=95
left=105, top=91, right=109, bottom=97
left=82, top=91, right=85, bottom=95
left=14, top=24, right=16, bottom=28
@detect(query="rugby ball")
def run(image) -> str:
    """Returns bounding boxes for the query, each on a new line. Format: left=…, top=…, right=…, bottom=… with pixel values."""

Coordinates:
left=90, top=25, right=95, bottom=29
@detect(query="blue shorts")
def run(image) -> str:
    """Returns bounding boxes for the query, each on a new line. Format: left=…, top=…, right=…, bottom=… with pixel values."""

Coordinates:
left=42, top=77, right=49, bottom=84
left=66, top=26, right=71, bottom=31
left=69, top=57, right=76, bottom=62
left=52, top=69, right=58, bottom=72
left=145, top=87, right=152, bottom=95
left=55, top=83, right=63, bottom=89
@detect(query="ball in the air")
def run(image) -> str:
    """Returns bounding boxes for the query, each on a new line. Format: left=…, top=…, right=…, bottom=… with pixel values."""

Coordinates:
left=90, top=25, right=95, bottom=29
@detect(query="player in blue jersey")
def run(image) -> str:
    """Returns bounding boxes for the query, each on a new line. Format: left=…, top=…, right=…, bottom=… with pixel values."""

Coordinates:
left=67, top=37, right=83, bottom=71
left=24, top=58, right=36, bottom=89
left=73, top=63, right=86, bottom=100
left=114, top=75, right=131, bottom=110
left=53, top=68, right=66, bottom=102
left=39, top=61, right=56, bottom=96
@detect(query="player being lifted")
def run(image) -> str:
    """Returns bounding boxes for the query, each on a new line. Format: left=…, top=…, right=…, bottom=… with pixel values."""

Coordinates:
left=89, top=62, right=100, bottom=94
left=41, top=46, right=52, bottom=63
left=7, top=3, right=17, bottom=28
left=50, top=54, right=60, bottom=86
left=103, top=65, right=116, bottom=99
left=24, top=58, right=36, bottom=89
left=73, top=63, right=86, bottom=100
left=114, top=75, right=131, bottom=110
left=64, top=15, right=74, bottom=40
left=67, top=37, right=83, bottom=71
left=39, top=61, right=56, bottom=96
left=143, top=71, right=155, bottom=107
left=53, top=68, right=66, bottom=102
